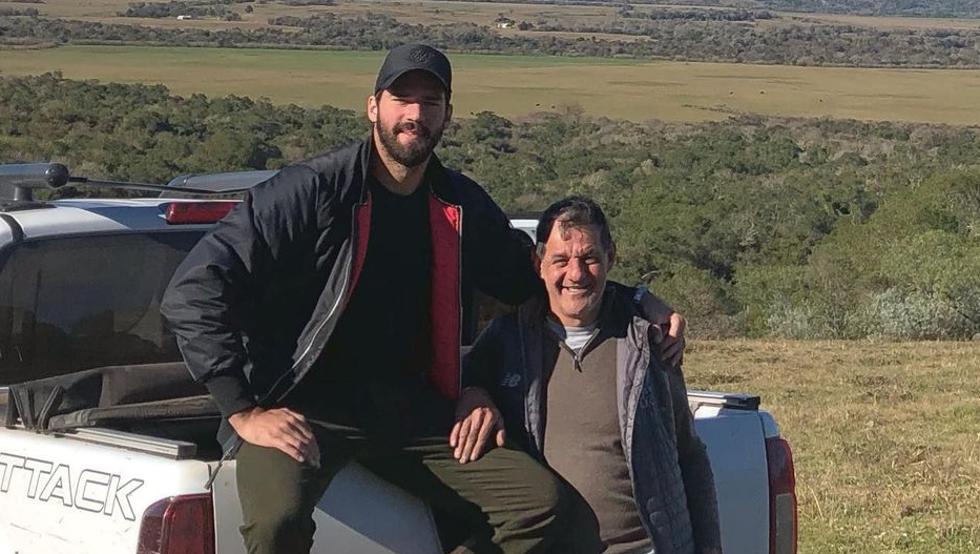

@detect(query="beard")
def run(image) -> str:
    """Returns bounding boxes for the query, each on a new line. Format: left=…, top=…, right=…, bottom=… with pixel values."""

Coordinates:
left=375, top=118, right=444, bottom=168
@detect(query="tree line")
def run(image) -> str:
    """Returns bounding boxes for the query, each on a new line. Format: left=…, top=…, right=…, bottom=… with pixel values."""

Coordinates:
left=119, top=1, right=242, bottom=20
left=730, top=0, right=980, bottom=18
left=0, top=7, right=39, bottom=16
left=3, top=11, right=980, bottom=68
left=116, top=0, right=334, bottom=17
left=618, top=7, right=774, bottom=21
left=428, top=0, right=980, bottom=19
left=3, top=73, right=979, bottom=340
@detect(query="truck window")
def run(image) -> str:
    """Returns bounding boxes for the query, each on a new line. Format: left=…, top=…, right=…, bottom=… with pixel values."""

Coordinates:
left=0, top=231, right=204, bottom=385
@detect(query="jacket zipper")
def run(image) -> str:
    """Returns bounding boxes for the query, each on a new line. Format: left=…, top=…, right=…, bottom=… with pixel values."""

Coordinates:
left=206, top=203, right=362, bottom=489
left=274, top=254, right=353, bottom=398
left=452, top=201, right=463, bottom=398
left=557, top=327, right=601, bottom=372
left=258, top=201, right=362, bottom=406
left=518, top=313, right=538, bottom=459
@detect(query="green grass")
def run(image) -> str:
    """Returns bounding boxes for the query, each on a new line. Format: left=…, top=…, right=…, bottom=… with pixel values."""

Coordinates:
left=686, top=339, right=980, bottom=553
left=4, top=45, right=980, bottom=123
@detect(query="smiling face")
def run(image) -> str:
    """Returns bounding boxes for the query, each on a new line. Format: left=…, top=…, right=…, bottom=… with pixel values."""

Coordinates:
left=368, top=70, right=452, bottom=168
left=537, top=221, right=615, bottom=328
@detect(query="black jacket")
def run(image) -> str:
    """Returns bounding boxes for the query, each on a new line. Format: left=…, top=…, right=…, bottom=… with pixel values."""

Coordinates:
left=160, top=138, right=539, bottom=449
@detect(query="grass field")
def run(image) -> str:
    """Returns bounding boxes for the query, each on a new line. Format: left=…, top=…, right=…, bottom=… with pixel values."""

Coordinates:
left=14, top=0, right=980, bottom=29
left=781, top=12, right=980, bottom=31
left=2, top=0, right=616, bottom=25
left=9, top=0, right=980, bottom=36
left=2, top=45, right=980, bottom=124
left=685, top=339, right=980, bottom=553
left=0, top=0, right=619, bottom=34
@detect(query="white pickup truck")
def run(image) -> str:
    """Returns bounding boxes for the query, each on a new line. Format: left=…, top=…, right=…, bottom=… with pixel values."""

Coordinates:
left=0, top=164, right=797, bottom=554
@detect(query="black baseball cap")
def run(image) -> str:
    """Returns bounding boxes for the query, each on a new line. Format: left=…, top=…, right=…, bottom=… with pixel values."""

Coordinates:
left=374, top=44, right=452, bottom=99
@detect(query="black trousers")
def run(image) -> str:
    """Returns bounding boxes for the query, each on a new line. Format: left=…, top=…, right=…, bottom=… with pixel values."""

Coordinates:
left=235, top=421, right=602, bottom=554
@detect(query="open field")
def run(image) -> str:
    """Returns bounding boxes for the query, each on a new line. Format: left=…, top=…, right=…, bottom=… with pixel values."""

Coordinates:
left=2, top=45, right=980, bottom=123
left=8, top=0, right=979, bottom=36
left=685, top=339, right=980, bottom=553
left=0, top=0, right=645, bottom=43
left=788, top=12, right=980, bottom=31
left=3, top=0, right=615, bottom=25
left=0, top=0, right=618, bottom=32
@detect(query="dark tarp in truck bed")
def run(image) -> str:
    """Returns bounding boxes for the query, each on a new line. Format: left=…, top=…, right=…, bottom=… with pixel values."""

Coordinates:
left=3, top=362, right=220, bottom=446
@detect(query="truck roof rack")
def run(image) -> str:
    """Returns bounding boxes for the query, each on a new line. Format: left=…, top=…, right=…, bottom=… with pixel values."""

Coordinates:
left=0, top=162, right=279, bottom=207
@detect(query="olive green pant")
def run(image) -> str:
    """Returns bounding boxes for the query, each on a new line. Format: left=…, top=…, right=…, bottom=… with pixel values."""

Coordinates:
left=236, top=424, right=601, bottom=554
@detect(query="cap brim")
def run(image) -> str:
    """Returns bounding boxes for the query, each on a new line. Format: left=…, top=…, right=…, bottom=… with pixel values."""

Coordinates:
left=376, top=68, right=450, bottom=96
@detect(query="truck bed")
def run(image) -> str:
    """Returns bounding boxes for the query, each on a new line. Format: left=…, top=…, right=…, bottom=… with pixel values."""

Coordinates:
left=1, top=388, right=776, bottom=554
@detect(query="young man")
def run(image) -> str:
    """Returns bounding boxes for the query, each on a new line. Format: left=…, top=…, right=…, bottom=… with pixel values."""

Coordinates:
left=463, top=197, right=722, bottom=554
left=162, top=44, right=631, bottom=553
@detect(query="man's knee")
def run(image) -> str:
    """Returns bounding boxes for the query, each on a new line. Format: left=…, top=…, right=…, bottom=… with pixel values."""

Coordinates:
left=538, top=472, right=568, bottom=519
left=508, top=459, right=566, bottom=519
left=511, top=470, right=602, bottom=551
left=509, top=464, right=573, bottom=532
left=236, top=443, right=332, bottom=553
left=240, top=499, right=315, bottom=553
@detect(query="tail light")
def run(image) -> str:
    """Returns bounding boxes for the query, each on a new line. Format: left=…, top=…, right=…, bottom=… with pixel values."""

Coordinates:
left=766, top=437, right=797, bottom=554
left=137, top=493, right=215, bottom=554
left=164, top=201, right=238, bottom=225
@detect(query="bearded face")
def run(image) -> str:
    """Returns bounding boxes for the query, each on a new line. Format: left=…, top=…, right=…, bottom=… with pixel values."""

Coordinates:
left=369, top=70, right=451, bottom=169
left=374, top=116, right=445, bottom=168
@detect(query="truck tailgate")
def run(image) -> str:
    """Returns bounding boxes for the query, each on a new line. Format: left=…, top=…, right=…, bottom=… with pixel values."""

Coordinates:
left=0, top=426, right=211, bottom=554
left=692, top=394, right=771, bottom=554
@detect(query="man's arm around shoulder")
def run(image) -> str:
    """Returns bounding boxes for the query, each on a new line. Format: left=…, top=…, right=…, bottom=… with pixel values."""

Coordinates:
left=453, top=173, right=541, bottom=305
left=613, top=282, right=687, bottom=366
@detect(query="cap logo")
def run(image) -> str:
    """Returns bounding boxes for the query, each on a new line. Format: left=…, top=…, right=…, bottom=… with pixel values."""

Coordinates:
left=409, top=46, right=434, bottom=64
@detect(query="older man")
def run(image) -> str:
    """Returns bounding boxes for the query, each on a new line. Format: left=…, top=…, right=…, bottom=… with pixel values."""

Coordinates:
left=462, top=197, right=722, bottom=554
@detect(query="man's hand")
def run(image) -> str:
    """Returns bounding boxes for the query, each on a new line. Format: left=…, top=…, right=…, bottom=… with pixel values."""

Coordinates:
left=450, top=387, right=505, bottom=464
left=660, top=312, right=686, bottom=367
left=636, top=289, right=686, bottom=366
left=229, top=407, right=320, bottom=467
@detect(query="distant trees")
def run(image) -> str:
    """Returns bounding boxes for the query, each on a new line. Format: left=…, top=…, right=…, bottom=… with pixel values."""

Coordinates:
left=741, top=0, right=980, bottom=18
left=430, top=0, right=980, bottom=19
left=4, top=12, right=980, bottom=68
left=619, top=8, right=774, bottom=22
left=119, top=2, right=240, bottom=20
left=0, top=73, right=364, bottom=185
left=3, top=73, right=980, bottom=339
left=277, top=0, right=335, bottom=5
left=523, top=19, right=980, bottom=68
left=0, top=7, right=39, bottom=16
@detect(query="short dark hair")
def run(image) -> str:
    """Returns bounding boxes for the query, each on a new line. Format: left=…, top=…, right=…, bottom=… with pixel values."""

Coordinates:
left=536, top=196, right=614, bottom=254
